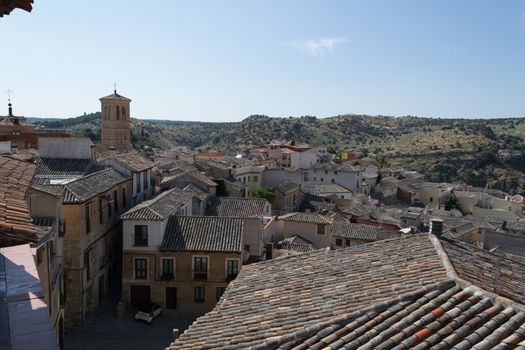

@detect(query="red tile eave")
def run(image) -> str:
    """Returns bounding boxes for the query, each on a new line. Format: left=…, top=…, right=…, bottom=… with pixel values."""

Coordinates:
left=0, top=155, right=37, bottom=239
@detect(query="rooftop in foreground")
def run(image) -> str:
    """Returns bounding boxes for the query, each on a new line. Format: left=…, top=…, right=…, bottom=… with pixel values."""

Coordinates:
left=169, top=233, right=525, bottom=349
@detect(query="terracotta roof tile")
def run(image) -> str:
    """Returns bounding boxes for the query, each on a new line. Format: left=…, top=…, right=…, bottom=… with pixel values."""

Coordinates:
left=206, top=197, right=269, bottom=218
left=169, top=234, right=449, bottom=349
left=160, top=216, right=244, bottom=253
left=121, top=187, right=193, bottom=221
left=61, top=168, right=129, bottom=204
left=0, top=155, right=37, bottom=242
left=279, top=212, right=334, bottom=224
left=169, top=235, right=525, bottom=349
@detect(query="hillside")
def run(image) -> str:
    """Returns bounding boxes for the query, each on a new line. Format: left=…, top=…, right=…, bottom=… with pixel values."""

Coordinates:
left=32, top=113, right=525, bottom=195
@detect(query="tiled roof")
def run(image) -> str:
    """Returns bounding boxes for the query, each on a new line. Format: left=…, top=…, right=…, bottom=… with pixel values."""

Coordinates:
left=99, top=91, right=131, bottom=101
left=276, top=281, right=525, bottom=350
left=279, top=212, right=334, bottom=224
left=30, top=184, right=65, bottom=197
left=162, top=170, right=217, bottom=189
left=506, top=220, right=525, bottom=231
left=183, top=184, right=209, bottom=201
left=441, top=238, right=525, bottom=305
left=160, top=216, right=244, bottom=253
left=206, top=197, right=269, bottom=218
left=0, top=155, right=37, bottom=242
left=121, top=187, right=193, bottom=221
left=330, top=222, right=384, bottom=240
left=169, top=234, right=449, bottom=349
left=62, top=169, right=129, bottom=204
left=277, top=235, right=315, bottom=253
left=274, top=181, right=301, bottom=194
left=31, top=157, right=109, bottom=184
left=115, top=152, right=153, bottom=172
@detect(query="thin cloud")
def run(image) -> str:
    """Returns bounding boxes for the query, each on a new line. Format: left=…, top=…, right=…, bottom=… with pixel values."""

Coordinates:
left=287, top=37, right=348, bottom=57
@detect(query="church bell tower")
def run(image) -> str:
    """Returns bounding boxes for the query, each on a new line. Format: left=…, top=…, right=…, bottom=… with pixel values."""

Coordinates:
left=99, top=89, right=132, bottom=152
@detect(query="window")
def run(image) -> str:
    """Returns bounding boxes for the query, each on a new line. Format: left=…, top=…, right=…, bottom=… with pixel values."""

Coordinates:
left=85, top=248, right=92, bottom=281
left=345, top=239, right=351, bottom=247
left=116, top=106, right=120, bottom=120
left=99, top=198, right=104, bottom=224
left=134, top=258, right=147, bottom=279
left=135, top=175, right=140, bottom=193
left=122, top=188, right=127, bottom=207
left=253, top=175, right=258, bottom=182
left=122, top=106, right=126, bottom=118
left=226, top=259, right=239, bottom=280
left=317, top=224, right=325, bottom=235
left=134, top=225, right=148, bottom=246
left=107, top=194, right=113, bottom=218
left=321, top=177, right=324, bottom=182
left=430, top=197, right=433, bottom=202
left=335, top=238, right=343, bottom=247
left=113, top=190, right=118, bottom=212
left=194, top=287, right=205, bottom=303
left=161, top=258, right=175, bottom=280
left=193, top=256, right=208, bottom=280
left=144, top=172, right=149, bottom=190
left=85, top=203, right=92, bottom=233
left=332, top=179, right=335, bottom=183
left=216, top=287, right=226, bottom=301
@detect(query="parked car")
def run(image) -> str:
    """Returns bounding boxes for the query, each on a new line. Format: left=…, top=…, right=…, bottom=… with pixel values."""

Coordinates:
left=134, top=303, right=162, bottom=324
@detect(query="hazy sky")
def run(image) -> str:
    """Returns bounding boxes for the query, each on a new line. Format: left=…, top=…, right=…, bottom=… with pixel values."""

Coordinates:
left=2, top=1, right=525, bottom=121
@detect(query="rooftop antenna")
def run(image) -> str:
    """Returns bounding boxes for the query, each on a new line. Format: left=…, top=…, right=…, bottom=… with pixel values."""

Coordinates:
left=114, top=82, right=117, bottom=94
left=5, top=89, right=13, bottom=115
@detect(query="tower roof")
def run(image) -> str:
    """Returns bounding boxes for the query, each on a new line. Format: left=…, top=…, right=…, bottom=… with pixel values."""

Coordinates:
left=99, top=90, right=131, bottom=102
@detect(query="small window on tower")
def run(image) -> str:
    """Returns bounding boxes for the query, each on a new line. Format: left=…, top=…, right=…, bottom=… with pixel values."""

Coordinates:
left=122, top=107, right=126, bottom=118
left=116, top=106, right=120, bottom=120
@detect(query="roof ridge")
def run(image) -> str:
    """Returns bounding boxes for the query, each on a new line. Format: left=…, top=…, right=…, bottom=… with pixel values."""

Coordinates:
left=431, top=234, right=525, bottom=311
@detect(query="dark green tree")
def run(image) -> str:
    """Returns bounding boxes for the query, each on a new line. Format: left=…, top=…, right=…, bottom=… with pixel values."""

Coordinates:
left=445, top=194, right=461, bottom=211
left=215, top=179, right=229, bottom=197
left=249, top=187, right=276, bottom=203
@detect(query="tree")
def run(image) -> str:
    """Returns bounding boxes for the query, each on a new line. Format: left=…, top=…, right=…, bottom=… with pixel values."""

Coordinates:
left=445, top=194, right=461, bottom=211
left=215, top=179, right=229, bottom=197
left=374, top=155, right=390, bottom=168
left=249, top=187, right=276, bottom=203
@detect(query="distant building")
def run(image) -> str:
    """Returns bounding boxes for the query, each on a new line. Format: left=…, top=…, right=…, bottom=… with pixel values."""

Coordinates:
left=0, top=102, right=38, bottom=150
left=100, top=90, right=132, bottom=152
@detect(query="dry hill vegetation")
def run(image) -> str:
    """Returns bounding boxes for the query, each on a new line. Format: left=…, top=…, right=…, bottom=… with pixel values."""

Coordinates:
left=32, top=113, right=525, bottom=195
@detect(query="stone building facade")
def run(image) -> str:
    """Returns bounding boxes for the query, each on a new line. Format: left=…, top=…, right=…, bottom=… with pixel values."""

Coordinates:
left=58, top=169, right=132, bottom=326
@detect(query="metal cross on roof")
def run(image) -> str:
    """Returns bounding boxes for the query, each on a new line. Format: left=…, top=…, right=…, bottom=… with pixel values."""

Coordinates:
left=5, top=89, right=13, bottom=102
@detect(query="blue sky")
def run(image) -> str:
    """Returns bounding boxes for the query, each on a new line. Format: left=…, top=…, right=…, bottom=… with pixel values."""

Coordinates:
left=1, top=1, right=525, bottom=121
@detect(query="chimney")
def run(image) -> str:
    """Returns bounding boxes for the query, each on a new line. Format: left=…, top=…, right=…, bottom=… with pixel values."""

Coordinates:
left=430, top=218, right=444, bottom=237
